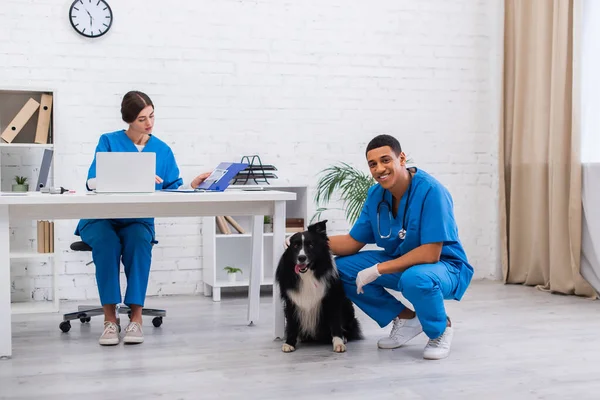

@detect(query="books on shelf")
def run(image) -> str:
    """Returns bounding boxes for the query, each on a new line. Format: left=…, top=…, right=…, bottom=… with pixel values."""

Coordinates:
left=215, top=216, right=306, bottom=235
left=36, top=220, right=54, bottom=253
left=215, top=216, right=306, bottom=234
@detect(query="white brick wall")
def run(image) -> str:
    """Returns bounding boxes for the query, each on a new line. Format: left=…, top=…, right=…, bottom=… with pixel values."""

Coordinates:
left=0, top=0, right=503, bottom=302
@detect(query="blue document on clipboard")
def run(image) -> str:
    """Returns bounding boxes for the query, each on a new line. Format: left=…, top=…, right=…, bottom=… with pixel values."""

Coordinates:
left=195, top=162, right=249, bottom=192
left=162, top=162, right=249, bottom=193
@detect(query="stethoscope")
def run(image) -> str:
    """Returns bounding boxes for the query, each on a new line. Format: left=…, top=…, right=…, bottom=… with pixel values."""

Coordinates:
left=376, top=169, right=413, bottom=240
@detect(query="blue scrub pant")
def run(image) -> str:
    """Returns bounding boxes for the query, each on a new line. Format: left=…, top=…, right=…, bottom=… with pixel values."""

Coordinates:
left=335, top=250, right=460, bottom=339
left=79, top=220, right=154, bottom=307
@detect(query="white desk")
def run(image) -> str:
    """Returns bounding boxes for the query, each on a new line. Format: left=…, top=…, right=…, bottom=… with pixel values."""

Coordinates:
left=0, top=190, right=294, bottom=359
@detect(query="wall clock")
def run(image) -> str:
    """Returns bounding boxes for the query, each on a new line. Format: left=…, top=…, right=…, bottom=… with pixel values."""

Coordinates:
left=69, top=0, right=113, bottom=38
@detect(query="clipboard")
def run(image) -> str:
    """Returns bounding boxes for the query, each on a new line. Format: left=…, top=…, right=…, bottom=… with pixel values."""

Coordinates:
left=195, top=162, right=249, bottom=192
left=162, top=162, right=249, bottom=193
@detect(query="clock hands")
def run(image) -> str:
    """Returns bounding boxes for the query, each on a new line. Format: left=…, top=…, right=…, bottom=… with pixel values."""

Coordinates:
left=85, top=9, right=94, bottom=28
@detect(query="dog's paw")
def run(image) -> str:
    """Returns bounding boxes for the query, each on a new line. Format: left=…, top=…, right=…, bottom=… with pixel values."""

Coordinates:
left=332, top=337, right=346, bottom=353
left=282, top=343, right=296, bottom=353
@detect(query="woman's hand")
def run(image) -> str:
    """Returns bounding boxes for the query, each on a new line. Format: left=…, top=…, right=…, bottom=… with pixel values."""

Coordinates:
left=155, top=175, right=163, bottom=184
left=191, top=171, right=212, bottom=189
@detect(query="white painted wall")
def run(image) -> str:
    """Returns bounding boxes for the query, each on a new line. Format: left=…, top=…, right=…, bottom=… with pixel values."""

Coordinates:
left=1, top=0, right=502, bottom=302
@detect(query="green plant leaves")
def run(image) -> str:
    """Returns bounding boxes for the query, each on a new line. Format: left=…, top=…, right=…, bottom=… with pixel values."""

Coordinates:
left=312, top=162, right=375, bottom=226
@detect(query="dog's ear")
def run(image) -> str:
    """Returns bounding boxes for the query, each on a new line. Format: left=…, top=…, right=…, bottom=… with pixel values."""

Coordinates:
left=307, top=219, right=328, bottom=235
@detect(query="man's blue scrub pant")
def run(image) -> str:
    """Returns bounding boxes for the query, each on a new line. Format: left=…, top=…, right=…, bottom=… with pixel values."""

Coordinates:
left=335, top=250, right=459, bottom=339
left=79, top=220, right=153, bottom=307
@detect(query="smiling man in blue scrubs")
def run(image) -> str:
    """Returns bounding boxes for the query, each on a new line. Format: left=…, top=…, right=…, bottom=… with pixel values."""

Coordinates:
left=329, top=134, right=474, bottom=360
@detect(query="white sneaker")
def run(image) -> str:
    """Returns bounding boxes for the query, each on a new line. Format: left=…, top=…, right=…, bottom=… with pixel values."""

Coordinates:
left=377, top=316, right=424, bottom=349
left=423, top=326, right=453, bottom=360
left=123, top=321, right=144, bottom=344
left=99, top=321, right=120, bottom=346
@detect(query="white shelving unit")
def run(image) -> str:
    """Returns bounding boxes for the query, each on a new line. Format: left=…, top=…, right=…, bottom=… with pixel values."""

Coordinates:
left=201, top=185, right=308, bottom=301
left=0, top=88, right=59, bottom=314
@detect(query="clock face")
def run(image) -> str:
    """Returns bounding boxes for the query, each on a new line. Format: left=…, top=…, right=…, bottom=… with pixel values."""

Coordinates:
left=69, top=0, right=113, bottom=38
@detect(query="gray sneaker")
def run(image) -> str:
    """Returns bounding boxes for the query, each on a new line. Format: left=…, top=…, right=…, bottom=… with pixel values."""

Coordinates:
left=123, top=321, right=144, bottom=344
left=99, top=321, right=120, bottom=346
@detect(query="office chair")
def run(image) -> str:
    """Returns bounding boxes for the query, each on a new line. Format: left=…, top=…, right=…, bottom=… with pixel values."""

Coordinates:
left=59, top=240, right=166, bottom=333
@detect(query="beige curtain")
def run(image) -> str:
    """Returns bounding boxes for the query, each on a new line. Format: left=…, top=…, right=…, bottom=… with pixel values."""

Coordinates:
left=500, top=0, right=597, bottom=298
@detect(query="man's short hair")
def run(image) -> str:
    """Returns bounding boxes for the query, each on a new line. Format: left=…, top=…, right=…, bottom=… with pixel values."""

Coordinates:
left=366, top=134, right=402, bottom=156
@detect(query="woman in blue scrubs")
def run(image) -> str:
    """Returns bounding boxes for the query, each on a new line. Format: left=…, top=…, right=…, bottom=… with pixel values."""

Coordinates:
left=75, top=91, right=211, bottom=346
left=330, top=134, right=474, bottom=360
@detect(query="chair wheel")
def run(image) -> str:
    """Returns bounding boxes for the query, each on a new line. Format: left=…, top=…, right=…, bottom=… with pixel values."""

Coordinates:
left=59, top=321, right=71, bottom=333
left=152, top=317, right=163, bottom=327
left=80, top=317, right=91, bottom=323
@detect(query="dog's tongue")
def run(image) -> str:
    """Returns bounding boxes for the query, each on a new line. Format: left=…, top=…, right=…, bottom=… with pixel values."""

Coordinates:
left=294, top=264, right=304, bottom=274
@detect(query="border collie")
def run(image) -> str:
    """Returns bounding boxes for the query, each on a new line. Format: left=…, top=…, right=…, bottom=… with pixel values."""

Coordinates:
left=275, top=220, right=362, bottom=353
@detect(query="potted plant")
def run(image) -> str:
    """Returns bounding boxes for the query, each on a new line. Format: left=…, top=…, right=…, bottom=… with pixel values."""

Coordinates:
left=224, top=266, right=243, bottom=282
left=12, top=176, right=29, bottom=192
left=311, top=162, right=375, bottom=225
left=264, top=215, right=273, bottom=233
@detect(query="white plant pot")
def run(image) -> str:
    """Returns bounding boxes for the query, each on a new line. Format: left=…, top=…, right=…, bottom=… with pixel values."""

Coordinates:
left=228, top=273, right=237, bottom=282
left=264, top=223, right=273, bottom=233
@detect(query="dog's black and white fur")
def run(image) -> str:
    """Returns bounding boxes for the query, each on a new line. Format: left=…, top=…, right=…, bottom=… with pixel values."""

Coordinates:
left=275, top=220, right=362, bottom=353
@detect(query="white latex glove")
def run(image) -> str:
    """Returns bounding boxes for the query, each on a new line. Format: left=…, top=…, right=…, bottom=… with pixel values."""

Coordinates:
left=356, top=264, right=381, bottom=294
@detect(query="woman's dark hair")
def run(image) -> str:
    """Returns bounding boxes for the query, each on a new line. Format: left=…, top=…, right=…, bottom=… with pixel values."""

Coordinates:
left=120, top=91, right=154, bottom=123
left=365, top=134, right=402, bottom=156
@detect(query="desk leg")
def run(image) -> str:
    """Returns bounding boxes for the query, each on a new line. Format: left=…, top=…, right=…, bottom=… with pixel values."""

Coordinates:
left=0, top=205, right=11, bottom=359
left=272, top=200, right=286, bottom=340
left=247, top=215, right=263, bottom=325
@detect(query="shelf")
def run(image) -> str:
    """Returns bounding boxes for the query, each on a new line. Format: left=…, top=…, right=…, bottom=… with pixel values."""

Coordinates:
left=10, top=251, right=54, bottom=259
left=211, top=278, right=274, bottom=288
left=0, top=143, right=53, bottom=148
left=216, top=232, right=299, bottom=239
left=11, top=301, right=58, bottom=315
left=216, top=233, right=271, bottom=238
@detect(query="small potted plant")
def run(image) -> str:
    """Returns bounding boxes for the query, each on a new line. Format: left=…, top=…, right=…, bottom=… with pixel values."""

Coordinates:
left=12, top=176, right=29, bottom=192
left=264, top=215, right=273, bottom=233
left=224, top=266, right=243, bottom=282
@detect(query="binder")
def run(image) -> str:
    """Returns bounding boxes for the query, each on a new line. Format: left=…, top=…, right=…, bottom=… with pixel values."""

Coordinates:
left=34, top=94, right=53, bottom=144
left=224, top=216, right=245, bottom=234
left=196, top=162, right=249, bottom=192
left=49, top=221, right=54, bottom=253
left=216, top=216, right=231, bottom=234
left=43, top=221, right=50, bottom=253
left=36, top=149, right=53, bottom=190
left=37, top=221, right=44, bottom=253
left=0, top=98, right=40, bottom=143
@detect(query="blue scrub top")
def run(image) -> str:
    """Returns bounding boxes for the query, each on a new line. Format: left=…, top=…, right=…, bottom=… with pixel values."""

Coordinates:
left=75, top=129, right=184, bottom=238
left=349, top=168, right=474, bottom=300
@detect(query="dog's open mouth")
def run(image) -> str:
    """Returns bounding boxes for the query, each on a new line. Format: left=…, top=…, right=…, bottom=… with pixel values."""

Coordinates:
left=294, top=264, right=308, bottom=274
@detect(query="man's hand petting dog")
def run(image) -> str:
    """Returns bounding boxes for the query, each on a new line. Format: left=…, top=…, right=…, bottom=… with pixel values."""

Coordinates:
left=356, top=264, right=381, bottom=294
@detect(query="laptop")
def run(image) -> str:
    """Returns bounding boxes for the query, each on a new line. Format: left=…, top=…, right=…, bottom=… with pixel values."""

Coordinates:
left=95, top=152, right=156, bottom=193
